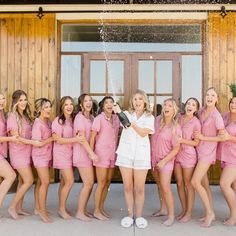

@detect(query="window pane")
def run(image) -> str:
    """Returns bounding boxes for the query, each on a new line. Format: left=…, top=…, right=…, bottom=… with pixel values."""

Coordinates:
left=157, top=96, right=172, bottom=106
left=107, top=61, right=124, bottom=94
left=156, top=61, right=172, bottom=93
left=182, top=55, right=202, bottom=106
left=61, top=55, right=81, bottom=99
left=138, top=61, right=154, bottom=93
left=62, top=24, right=202, bottom=52
left=90, top=61, right=106, bottom=93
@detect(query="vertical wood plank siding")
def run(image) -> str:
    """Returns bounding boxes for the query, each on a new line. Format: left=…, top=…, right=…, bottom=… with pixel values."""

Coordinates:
left=0, top=14, right=56, bottom=116
left=208, top=13, right=236, bottom=183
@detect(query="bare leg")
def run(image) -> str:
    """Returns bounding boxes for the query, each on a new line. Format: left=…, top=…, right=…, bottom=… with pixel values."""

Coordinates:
left=220, top=167, right=236, bottom=226
left=36, top=167, right=52, bottom=223
left=58, top=168, right=74, bottom=220
left=8, top=167, right=34, bottom=220
left=93, top=167, right=109, bottom=221
left=34, top=178, right=40, bottom=214
left=179, top=167, right=195, bottom=223
left=151, top=169, right=167, bottom=216
left=174, top=165, right=186, bottom=220
left=191, top=161, right=215, bottom=227
left=133, top=169, right=148, bottom=218
left=0, top=160, right=16, bottom=207
left=75, top=167, right=94, bottom=221
left=100, top=168, right=114, bottom=218
left=119, top=167, right=134, bottom=218
left=160, top=171, right=175, bottom=226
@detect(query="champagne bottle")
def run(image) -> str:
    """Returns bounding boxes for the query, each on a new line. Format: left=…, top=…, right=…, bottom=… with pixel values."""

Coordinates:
left=113, top=103, right=131, bottom=128
left=117, top=111, right=131, bottom=128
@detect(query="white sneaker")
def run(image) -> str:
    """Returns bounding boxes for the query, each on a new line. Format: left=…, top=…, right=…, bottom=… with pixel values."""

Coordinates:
left=121, top=216, right=134, bottom=228
left=135, top=217, right=148, bottom=229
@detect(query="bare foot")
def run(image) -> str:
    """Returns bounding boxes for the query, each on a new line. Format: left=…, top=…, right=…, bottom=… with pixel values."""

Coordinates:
left=39, top=211, right=53, bottom=223
left=34, top=209, right=40, bottom=215
left=163, top=216, right=175, bottom=226
left=151, top=209, right=168, bottom=217
left=17, top=209, right=31, bottom=216
left=223, top=217, right=236, bottom=226
left=179, top=214, right=192, bottom=223
left=201, top=214, right=215, bottom=227
left=93, top=212, right=109, bottom=221
left=176, top=211, right=186, bottom=221
left=101, top=209, right=111, bottom=218
left=85, top=211, right=94, bottom=218
left=58, top=210, right=73, bottom=220
left=75, top=212, right=92, bottom=222
left=198, top=216, right=205, bottom=222
left=8, top=208, right=23, bottom=220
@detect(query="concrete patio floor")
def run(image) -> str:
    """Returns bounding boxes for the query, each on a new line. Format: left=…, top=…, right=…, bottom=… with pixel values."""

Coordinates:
left=0, top=183, right=235, bottom=236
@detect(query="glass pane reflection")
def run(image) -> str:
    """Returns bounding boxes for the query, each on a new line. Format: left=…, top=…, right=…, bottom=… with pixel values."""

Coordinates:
left=61, top=55, right=81, bottom=99
left=138, top=61, right=154, bottom=93
left=156, top=61, right=172, bottom=93
left=90, top=61, right=106, bottom=93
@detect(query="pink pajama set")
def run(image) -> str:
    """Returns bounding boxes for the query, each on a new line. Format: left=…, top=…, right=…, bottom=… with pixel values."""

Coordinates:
left=175, top=115, right=201, bottom=168
left=7, top=112, right=32, bottom=169
left=0, top=111, right=7, bottom=161
left=73, top=112, right=94, bottom=168
left=197, top=107, right=224, bottom=164
left=218, top=112, right=236, bottom=168
left=91, top=112, right=120, bottom=168
left=32, top=118, right=52, bottom=168
left=52, top=117, right=73, bottom=169
left=151, top=116, right=182, bottom=172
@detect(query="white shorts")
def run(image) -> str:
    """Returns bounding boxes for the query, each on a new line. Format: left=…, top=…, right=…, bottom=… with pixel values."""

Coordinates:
left=115, top=155, right=151, bottom=170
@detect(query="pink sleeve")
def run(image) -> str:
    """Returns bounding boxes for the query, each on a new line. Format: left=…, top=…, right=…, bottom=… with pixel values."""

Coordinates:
left=215, top=112, right=225, bottom=130
left=32, top=121, right=42, bottom=140
left=7, top=113, right=18, bottom=133
left=172, top=125, right=182, bottom=147
left=74, top=115, right=85, bottom=134
left=52, top=118, right=63, bottom=137
left=92, top=116, right=101, bottom=133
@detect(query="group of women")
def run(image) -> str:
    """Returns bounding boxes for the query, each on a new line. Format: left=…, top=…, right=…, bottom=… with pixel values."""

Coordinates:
left=0, top=88, right=235, bottom=229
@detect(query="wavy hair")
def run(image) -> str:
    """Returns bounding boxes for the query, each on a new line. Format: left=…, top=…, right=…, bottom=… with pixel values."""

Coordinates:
left=98, top=96, right=114, bottom=114
left=77, top=93, right=93, bottom=115
left=183, top=97, right=200, bottom=118
left=128, top=89, right=152, bottom=116
left=11, top=90, right=32, bottom=133
left=160, top=98, right=179, bottom=135
left=34, top=98, right=52, bottom=118
left=58, top=96, right=75, bottom=125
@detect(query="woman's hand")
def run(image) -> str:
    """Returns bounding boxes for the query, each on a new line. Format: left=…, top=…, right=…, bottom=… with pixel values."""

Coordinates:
left=76, top=133, right=85, bottom=144
left=219, top=131, right=230, bottom=141
left=90, top=153, right=99, bottom=162
left=194, top=131, right=204, bottom=140
left=156, top=159, right=166, bottom=170
left=112, top=103, right=121, bottom=113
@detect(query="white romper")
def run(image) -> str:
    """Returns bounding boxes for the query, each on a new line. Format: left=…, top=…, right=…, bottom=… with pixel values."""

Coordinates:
left=115, top=111, right=154, bottom=170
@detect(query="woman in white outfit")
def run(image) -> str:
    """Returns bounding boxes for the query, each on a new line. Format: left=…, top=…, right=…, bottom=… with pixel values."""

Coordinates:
left=114, top=90, right=154, bottom=228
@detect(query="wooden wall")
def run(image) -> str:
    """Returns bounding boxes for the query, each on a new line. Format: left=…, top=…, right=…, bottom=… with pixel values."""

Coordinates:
left=0, top=14, right=56, bottom=115
left=208, top=13, right=236, bottom=183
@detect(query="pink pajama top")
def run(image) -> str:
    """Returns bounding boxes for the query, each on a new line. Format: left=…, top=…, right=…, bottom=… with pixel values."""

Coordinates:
left=7, top=112, right=32, bottom=169
left=91, top=112, right=120, bottom=164
left=52, top=117, right=73, bottom=169
left=219, top=112, right=236, bottom=165
left=175, top=115, right=201, bottom=165
left=0, top=111, right=7, bottom=160
left=73, top=112, right=94, bottom=167
left=151, top=116, right=182, bottom=168
left=32, top=118, right=52, bottom=167
left=197, top=107, right=224, bottom=164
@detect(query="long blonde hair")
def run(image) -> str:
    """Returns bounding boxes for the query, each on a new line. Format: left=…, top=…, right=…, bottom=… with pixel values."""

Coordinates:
left=128, top=89, right=152, bottom=116
left=160, top=98, right=179, bottom=135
